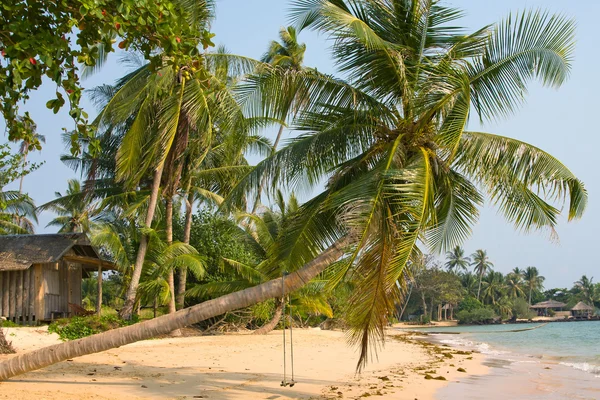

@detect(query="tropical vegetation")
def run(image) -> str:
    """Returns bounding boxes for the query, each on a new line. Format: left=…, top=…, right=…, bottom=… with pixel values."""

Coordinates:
left=0, top=0, right=592, bottom=381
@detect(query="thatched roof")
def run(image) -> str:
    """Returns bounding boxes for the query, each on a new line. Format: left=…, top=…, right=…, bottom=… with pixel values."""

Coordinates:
left=571, top=301, right=594, bottom=311
left=530, top=300, right=567, bottom=309
left=0, top=233, right=103, bottom=271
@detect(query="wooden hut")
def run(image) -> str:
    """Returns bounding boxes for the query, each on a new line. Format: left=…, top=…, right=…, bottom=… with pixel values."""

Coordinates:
left=571, top=301, right=595, bottom=318
left=0, top=233, right=113, bottom=324
left=530, top=300, right=567, bottom=316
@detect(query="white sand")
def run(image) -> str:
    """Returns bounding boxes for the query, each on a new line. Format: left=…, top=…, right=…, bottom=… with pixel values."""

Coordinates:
left=0, top=327, right=487, bottom=399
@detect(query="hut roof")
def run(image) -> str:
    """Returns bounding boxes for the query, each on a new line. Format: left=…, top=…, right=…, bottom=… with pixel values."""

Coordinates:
left=530, top=300, right=567, bottom=309
left=571, top=301, right=595, bottom=311
left=0, top=233, right=106, bottom=271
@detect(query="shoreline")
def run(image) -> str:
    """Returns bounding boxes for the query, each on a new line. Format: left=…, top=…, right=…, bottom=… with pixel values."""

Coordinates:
left=0, top=326, right=487, bottom=399
left=416, top=321, right=600, bottom=399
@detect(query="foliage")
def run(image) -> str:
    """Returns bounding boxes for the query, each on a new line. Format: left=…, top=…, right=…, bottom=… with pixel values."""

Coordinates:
left=511, top=298, right=536, bottom=320
left=0, top=320, right=19, bottom=328
left=456, top=308, right=496, bottom=325
left=458, top=297, right=484, bottom=313
left=38, top=179, right=97, bottom=233
left=0, top=0, right=215, bottom=151
left=0, top=143, right=38, bottom=234
left=184, top=209, right=257, bottom=279
left=48, top=315, right=132, bottom=341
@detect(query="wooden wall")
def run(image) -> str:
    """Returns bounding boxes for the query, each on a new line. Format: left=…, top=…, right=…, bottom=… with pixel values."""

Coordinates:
left=0, top=261, right=84, bottom=324
left=0, top=267, right=36, bottom=324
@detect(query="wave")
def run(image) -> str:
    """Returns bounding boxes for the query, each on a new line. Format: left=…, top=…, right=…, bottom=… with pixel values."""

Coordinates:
left=559, top=362, right=600, bottom=377
left=434, top=335, right=508, bottom=356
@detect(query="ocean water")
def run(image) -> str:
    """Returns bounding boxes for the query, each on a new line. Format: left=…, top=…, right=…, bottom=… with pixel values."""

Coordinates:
left=413, top=321, right=600, bottom=377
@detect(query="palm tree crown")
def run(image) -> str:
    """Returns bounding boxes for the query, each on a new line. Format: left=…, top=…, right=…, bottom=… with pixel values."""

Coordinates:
left=445, top=246, right=470, bottom=273
left=523, top=266, right=545, bottom=305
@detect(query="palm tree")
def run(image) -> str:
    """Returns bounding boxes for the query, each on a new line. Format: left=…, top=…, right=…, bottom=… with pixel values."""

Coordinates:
left=92, top=34, right=259, bottom=319
left=523, top=266, right=545, bottom=305
left=0, top=191, right=37, bottom=234
left=481, top=271, right=505, bottom=305
left=38, top=179, right=96, bottom=233
left=505, top=271, right=525, bottom=299
left=0, top=143, right=38, bottom=234
left=444, top=246, right=470, bottom=274
left=574, top=275, right=597, bottom=306
left=461, top=272, right=479, bottom=298
left=229, top=1, right=585, bottom=368
left=471, top=250, right=494, bottom=300
left=251, top=26, right=308, bottom=213
left=0, top=1, right=587, bottom=378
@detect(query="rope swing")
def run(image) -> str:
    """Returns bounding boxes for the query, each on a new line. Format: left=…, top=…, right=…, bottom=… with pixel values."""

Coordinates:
left=281, top=272, right=296, bottom=387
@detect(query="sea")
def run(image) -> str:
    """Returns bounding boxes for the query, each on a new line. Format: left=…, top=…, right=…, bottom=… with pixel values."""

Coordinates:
left=407, top=321, right=600, bottom=399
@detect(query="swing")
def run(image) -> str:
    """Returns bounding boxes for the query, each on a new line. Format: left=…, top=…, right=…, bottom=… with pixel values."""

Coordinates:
left=280, top=273, right=296, bottom=387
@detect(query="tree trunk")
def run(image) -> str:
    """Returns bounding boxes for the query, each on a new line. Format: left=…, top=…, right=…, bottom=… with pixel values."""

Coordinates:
left=477, top=271, right=483, bottom=301
left=528, top=287, right=532, bottom=306
left=165, top=197, right=181, bottom=337
left=120, top=165, right=164, bottom=320
left=253, top=299, right=283, bottom=335
left=18, top=152, right=27, bottom=194
left=176, top=192, right=194, bottom=310
left=96, top=266, right=102, bottom=316
left=420, top=292, right=427, bottom=322
left=429, top=297, right=434, bottom=321
left=0, top=237, right=349, bottom=381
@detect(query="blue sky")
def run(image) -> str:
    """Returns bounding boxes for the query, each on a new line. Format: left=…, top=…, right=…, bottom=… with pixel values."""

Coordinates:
left=3, top=0, right=597, bottom=288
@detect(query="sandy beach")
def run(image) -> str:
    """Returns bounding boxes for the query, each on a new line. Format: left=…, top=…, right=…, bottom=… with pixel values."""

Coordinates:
left=0, top=326, right=486, bottom=399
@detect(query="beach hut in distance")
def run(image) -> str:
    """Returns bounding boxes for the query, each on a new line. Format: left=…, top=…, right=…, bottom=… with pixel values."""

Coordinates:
left=0, top=233, right=113, bottom=325
left=571, top=301, right=595, bottom=318
left=530, top=300, right=567, bottom=316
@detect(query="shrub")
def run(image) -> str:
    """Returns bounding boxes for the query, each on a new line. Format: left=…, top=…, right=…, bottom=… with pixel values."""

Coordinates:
left=456, top=308, right=496, bottom=325
left=0, top=320, right=19, bottom=328
left=511, top=298, right=536, bottom=320
left=49, top=315, right=132, bottom=341
left=458, top=297, right=483, bottom=313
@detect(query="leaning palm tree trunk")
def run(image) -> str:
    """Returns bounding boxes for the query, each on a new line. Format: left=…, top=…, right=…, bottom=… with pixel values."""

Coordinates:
left=120, top=166, right=164, bottom=320
left=253, top=298, right=283, bottom=335
left=0, top=238, right=348, bottom=381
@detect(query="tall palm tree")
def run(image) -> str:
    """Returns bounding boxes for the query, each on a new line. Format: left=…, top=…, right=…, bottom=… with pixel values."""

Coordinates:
left=471, top=250, right=494, bottom=300
left=228, top=1, right=586, bottom=368
left=251, top=26, right=308, bottom=213
left=523, top=266, right=545, bottom=305
left=38, top=179, right=97, bottom=233
left=92, top=30, right=259, bottom=319
left=0, top=1, right=587, bottom=379
left=444, top=246, right=470, bottom=274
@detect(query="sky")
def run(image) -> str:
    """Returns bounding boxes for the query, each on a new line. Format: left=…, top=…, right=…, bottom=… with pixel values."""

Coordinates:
left=2, top=0, right=598, bottom=289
